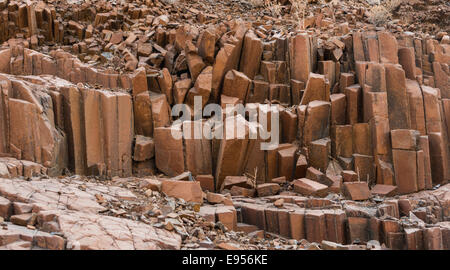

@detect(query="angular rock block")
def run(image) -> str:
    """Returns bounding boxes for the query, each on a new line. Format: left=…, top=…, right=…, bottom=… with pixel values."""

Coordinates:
left=154, top=125, right=185, bottom=177
left=239, top=31, right=263, bottom=79
left=300, top=73, right=328, bottom=105
left=289, top=33, right=312, bottom=83
left=392, top=149, right=418, bottom=194
left=308, top=137, right=331, bottom=172
left=182, top=120, right=212, bottom=176
left=133, top=135, right=155, bottom=162
left=305, top=210, right=326, bottom=243
left=161, top=180, right=203, bottom=204
left=303, top=101, right=330, bottom=146
left=343, top=182, right=370, bottom=201
left=215, top=115, right=253, bottom=190
left=293, top=178, right=328, bottom=197
left=222, top=69, right=251, bottom=102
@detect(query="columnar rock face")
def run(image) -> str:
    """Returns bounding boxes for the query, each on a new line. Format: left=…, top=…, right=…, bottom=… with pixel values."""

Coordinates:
left=0, top=0, right=449, bottom=251
left=289, top=33, right=312, bottom=84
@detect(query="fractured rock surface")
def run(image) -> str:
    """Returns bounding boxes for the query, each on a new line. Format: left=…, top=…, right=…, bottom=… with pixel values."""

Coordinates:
left=0, top=0, right=449, bottom=250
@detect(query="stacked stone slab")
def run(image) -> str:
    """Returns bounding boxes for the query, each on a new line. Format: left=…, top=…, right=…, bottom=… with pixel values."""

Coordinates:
left=0, top=54, right=133, bottom=177
left=234, top=192, right=449, bottom=249
left=0, top=10, right=449, bottom=197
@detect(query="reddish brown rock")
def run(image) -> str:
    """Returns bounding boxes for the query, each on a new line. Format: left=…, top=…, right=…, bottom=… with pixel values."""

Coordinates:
left=305, top=210, right=326, bottom=243
left=300, top=73, right=328, bottom=105
left=256, top=183, right=280, bottom=197
left=392, top=149, right=418, bottom=194
left=131, top=67, right=147, bottom=96
left=154, top=126, right=184, bottom=177
left=196, top=175, right=215, bottom=192
left=371, top=184, right=398, bottom=197
left=161, top=180, right=203, bottom=204
left=343, top=182, right=370, bottom=201
left=330, top=94, right=346, bottom=125
left=303, top=101, right=331, bottom=146
left=222, top=69, right=251, bottom=102
left=239, top=31, right=263, bottom=79
left=293, top=178, right=328, bottom=197
left=182, top=120, right=212, bottom=176
left=289, top=33, right=311, bottom=83
left=133, top=136, right=154, bottom=162
left=308, top=138, right=331, bottom=173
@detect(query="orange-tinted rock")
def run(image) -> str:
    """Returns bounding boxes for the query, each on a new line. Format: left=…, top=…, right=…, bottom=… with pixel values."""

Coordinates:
left=196, top=175, right=215, bottom=192
left=230, top=186, right=255, bottom=197
left=303, top=101, right=330, bottom=146
left=330, top=93, right=346, bottom=125
left=198, top=27, right=216, bottom=63
left=371, top=184, right=397, bottom=197
left=280, top=109, right=298, bottom=143
left=289, top=209, right=306, bottom=240
left=289, top=33, right=311, bottom=83
left=150, top=92, right=171, bottom=129
left=186, top=66, right=212, bottom=108
left=384, top=64, right=411, bottom=130
left=215, top=116, right=253, bottom=190
left=353, top=154, right=375, bottom=183
left=241, top=203, right=266, bottom=231
left=223, top=176, right=253, bottom=190
left=391, top=129, right=420, bottom=150
left=323, top=209, right=346, bottom=244
left=161, top=180, right=203, bottom=204
left=133, top=136, right=154, bottom=161
left=293, top=178, right=328, bottom=197
left=398, top=47, right=416, bottom=80
left=345, top=84, right=362, bottom=124
left=222, top=69, right=251, bottom=102
left=133, top=92, right=153, bottom=137
left=331, top=125, right=352, bottom=158
left=300, top=73, right=328, bottom=105
left=305, top=210, right=326, bottom=243
left=101, top=91, right=133, bottom=177
left=352, top=123, right=373, bottom=156
left=306, top=167, right=333, bottom=186
left=154, top=126, right=184, bottom=177
left=215, top=205, right=237, bottom=231
left=0, top=196, right=11, bottom=219
left=339, top=73, right=355, bottom=93
left=342, top=170, right=358, bottom=182
left=294, top=154, right=308, bottom=179
left=363, top=91, right=388, bottom=122
left=424, top=227, right=443, bottom=250
left=308, top=137, right=331, bottom=172
left=186, top=51, right=205, bottom=83
left=182, top=120, right=212, bottom=176
left=343, top=182, right=370, bottom=200
left=378, top=32, right=398, bottom=64
left=392, top=149, right=418, bottom=194
left=131, top=67, right=147, bottom=96
left=239, top=31, right=263, bottom=79
left=173, top=78, right=191, bottom=104
left=369, top=117, right=391, bottom=155
left=157, top=68, right=173, bottom=105
left=405, top=80, right=426, bottom=135
left=347, top=217, right=369, bottom=243
left=256, top=183, right=280, bottom=197
left=61, top=86, right=86, bottom=175
left=277, top=145, right=297, bottom=181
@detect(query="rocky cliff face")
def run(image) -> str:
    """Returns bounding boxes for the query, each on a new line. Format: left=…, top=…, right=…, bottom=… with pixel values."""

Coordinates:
left=0, top=0, right=448, bottom=250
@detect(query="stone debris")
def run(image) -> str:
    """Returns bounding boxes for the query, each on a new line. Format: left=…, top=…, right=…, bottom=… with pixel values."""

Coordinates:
left=0, top=0, right=448, bottom=250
